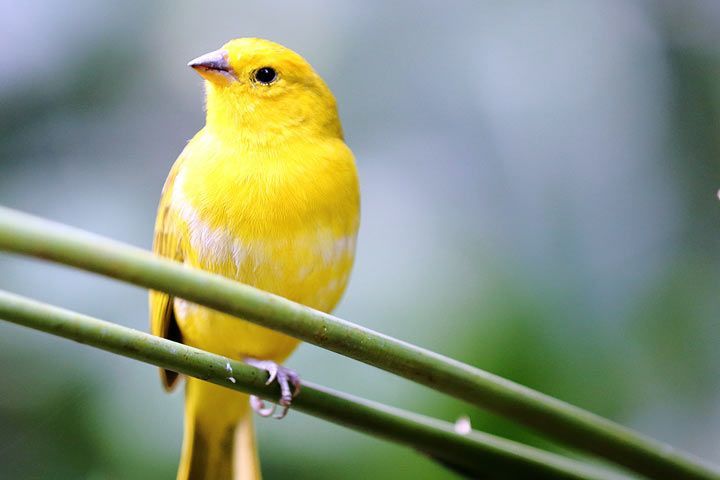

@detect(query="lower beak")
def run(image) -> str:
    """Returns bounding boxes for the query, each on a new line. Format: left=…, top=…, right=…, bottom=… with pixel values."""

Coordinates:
left=188, top=49, right=235, bottom=84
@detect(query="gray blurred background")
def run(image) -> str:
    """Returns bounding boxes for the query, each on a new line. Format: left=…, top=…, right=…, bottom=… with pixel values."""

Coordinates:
left=1, top=1, right=719, bottom=478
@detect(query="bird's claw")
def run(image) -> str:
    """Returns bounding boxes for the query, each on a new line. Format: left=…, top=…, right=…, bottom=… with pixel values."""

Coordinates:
left=246, top=358, right=301, bottom=420
left=249, top=395, right=277, bottom=417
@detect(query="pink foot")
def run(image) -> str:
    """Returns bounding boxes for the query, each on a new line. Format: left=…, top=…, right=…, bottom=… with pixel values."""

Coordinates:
left=245, top=358, right=301, bottom=420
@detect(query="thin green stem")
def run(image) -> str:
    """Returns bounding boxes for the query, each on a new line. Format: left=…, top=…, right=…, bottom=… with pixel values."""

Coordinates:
left=0, top=289, right=623, bottom=480
left=0, top=206, right=717, bottom=479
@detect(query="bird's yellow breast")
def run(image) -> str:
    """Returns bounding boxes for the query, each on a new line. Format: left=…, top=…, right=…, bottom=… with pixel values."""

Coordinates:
left=169, top=129, right=359, bottom=361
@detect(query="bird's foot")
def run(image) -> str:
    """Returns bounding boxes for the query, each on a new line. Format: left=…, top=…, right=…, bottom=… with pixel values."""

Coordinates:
left=245, top=358, right=301, bottom=420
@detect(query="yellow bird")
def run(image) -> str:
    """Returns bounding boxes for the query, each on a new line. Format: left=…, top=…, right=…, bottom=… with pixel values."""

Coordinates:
left=149, top=38, right=360, bottom=480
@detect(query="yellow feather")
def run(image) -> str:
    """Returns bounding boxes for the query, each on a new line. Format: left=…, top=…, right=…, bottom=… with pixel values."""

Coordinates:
left=150, top=38, right=360, bottom=480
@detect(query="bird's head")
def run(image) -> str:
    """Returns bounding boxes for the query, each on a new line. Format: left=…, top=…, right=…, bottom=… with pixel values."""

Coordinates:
left=188, top=38, right=342, bottom=141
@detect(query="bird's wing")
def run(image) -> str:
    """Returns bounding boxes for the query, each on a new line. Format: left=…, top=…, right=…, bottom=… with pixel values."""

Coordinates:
left=149, top=155, right=186, bottom=391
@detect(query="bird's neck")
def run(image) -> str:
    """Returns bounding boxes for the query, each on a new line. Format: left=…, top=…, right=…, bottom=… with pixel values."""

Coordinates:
left=204, top=84, right=343, bottom=146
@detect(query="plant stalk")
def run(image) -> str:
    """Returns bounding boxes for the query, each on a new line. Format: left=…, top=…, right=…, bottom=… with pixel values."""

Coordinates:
left=0, top=206, right=717, bottom=479
left=0, top=289, right=624, bottom=480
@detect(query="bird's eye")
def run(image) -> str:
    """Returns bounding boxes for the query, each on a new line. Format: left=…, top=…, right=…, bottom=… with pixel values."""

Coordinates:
left=254, top=67, right=277, bottom=84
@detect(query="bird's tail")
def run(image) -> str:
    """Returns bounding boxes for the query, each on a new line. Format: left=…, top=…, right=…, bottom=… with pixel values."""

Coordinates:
left=177, top=377, right=261, bottom=480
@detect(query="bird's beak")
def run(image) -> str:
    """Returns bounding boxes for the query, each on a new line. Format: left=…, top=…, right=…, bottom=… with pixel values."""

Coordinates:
left=188, top=49, right=235, bottom=84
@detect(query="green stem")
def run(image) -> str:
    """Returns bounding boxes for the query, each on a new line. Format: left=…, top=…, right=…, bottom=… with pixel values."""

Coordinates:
left=0, top=289, right=622, bottom=480
left=0, top=206, right=717, bottom=479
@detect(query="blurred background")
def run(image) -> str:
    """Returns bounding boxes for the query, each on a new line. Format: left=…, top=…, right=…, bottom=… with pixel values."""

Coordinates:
left=1, top=1, right=719, bottom=478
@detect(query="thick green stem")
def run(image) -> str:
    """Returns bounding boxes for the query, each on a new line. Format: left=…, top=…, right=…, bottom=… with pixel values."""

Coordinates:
left=0, top=206, right=717, bottom=479
left=0, top=289, right=623, bottom=480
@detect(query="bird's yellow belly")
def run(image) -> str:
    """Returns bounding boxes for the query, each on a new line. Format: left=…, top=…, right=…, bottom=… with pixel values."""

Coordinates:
left=172, top=205, right=356, bottom=362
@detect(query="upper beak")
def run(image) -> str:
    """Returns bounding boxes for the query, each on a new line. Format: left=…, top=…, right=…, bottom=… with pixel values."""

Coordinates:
left=188, top=49, right=235, bottom=83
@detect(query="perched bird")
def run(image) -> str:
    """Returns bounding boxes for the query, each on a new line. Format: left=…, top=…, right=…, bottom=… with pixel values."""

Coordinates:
left=149, top=38, right=360, bottom=480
